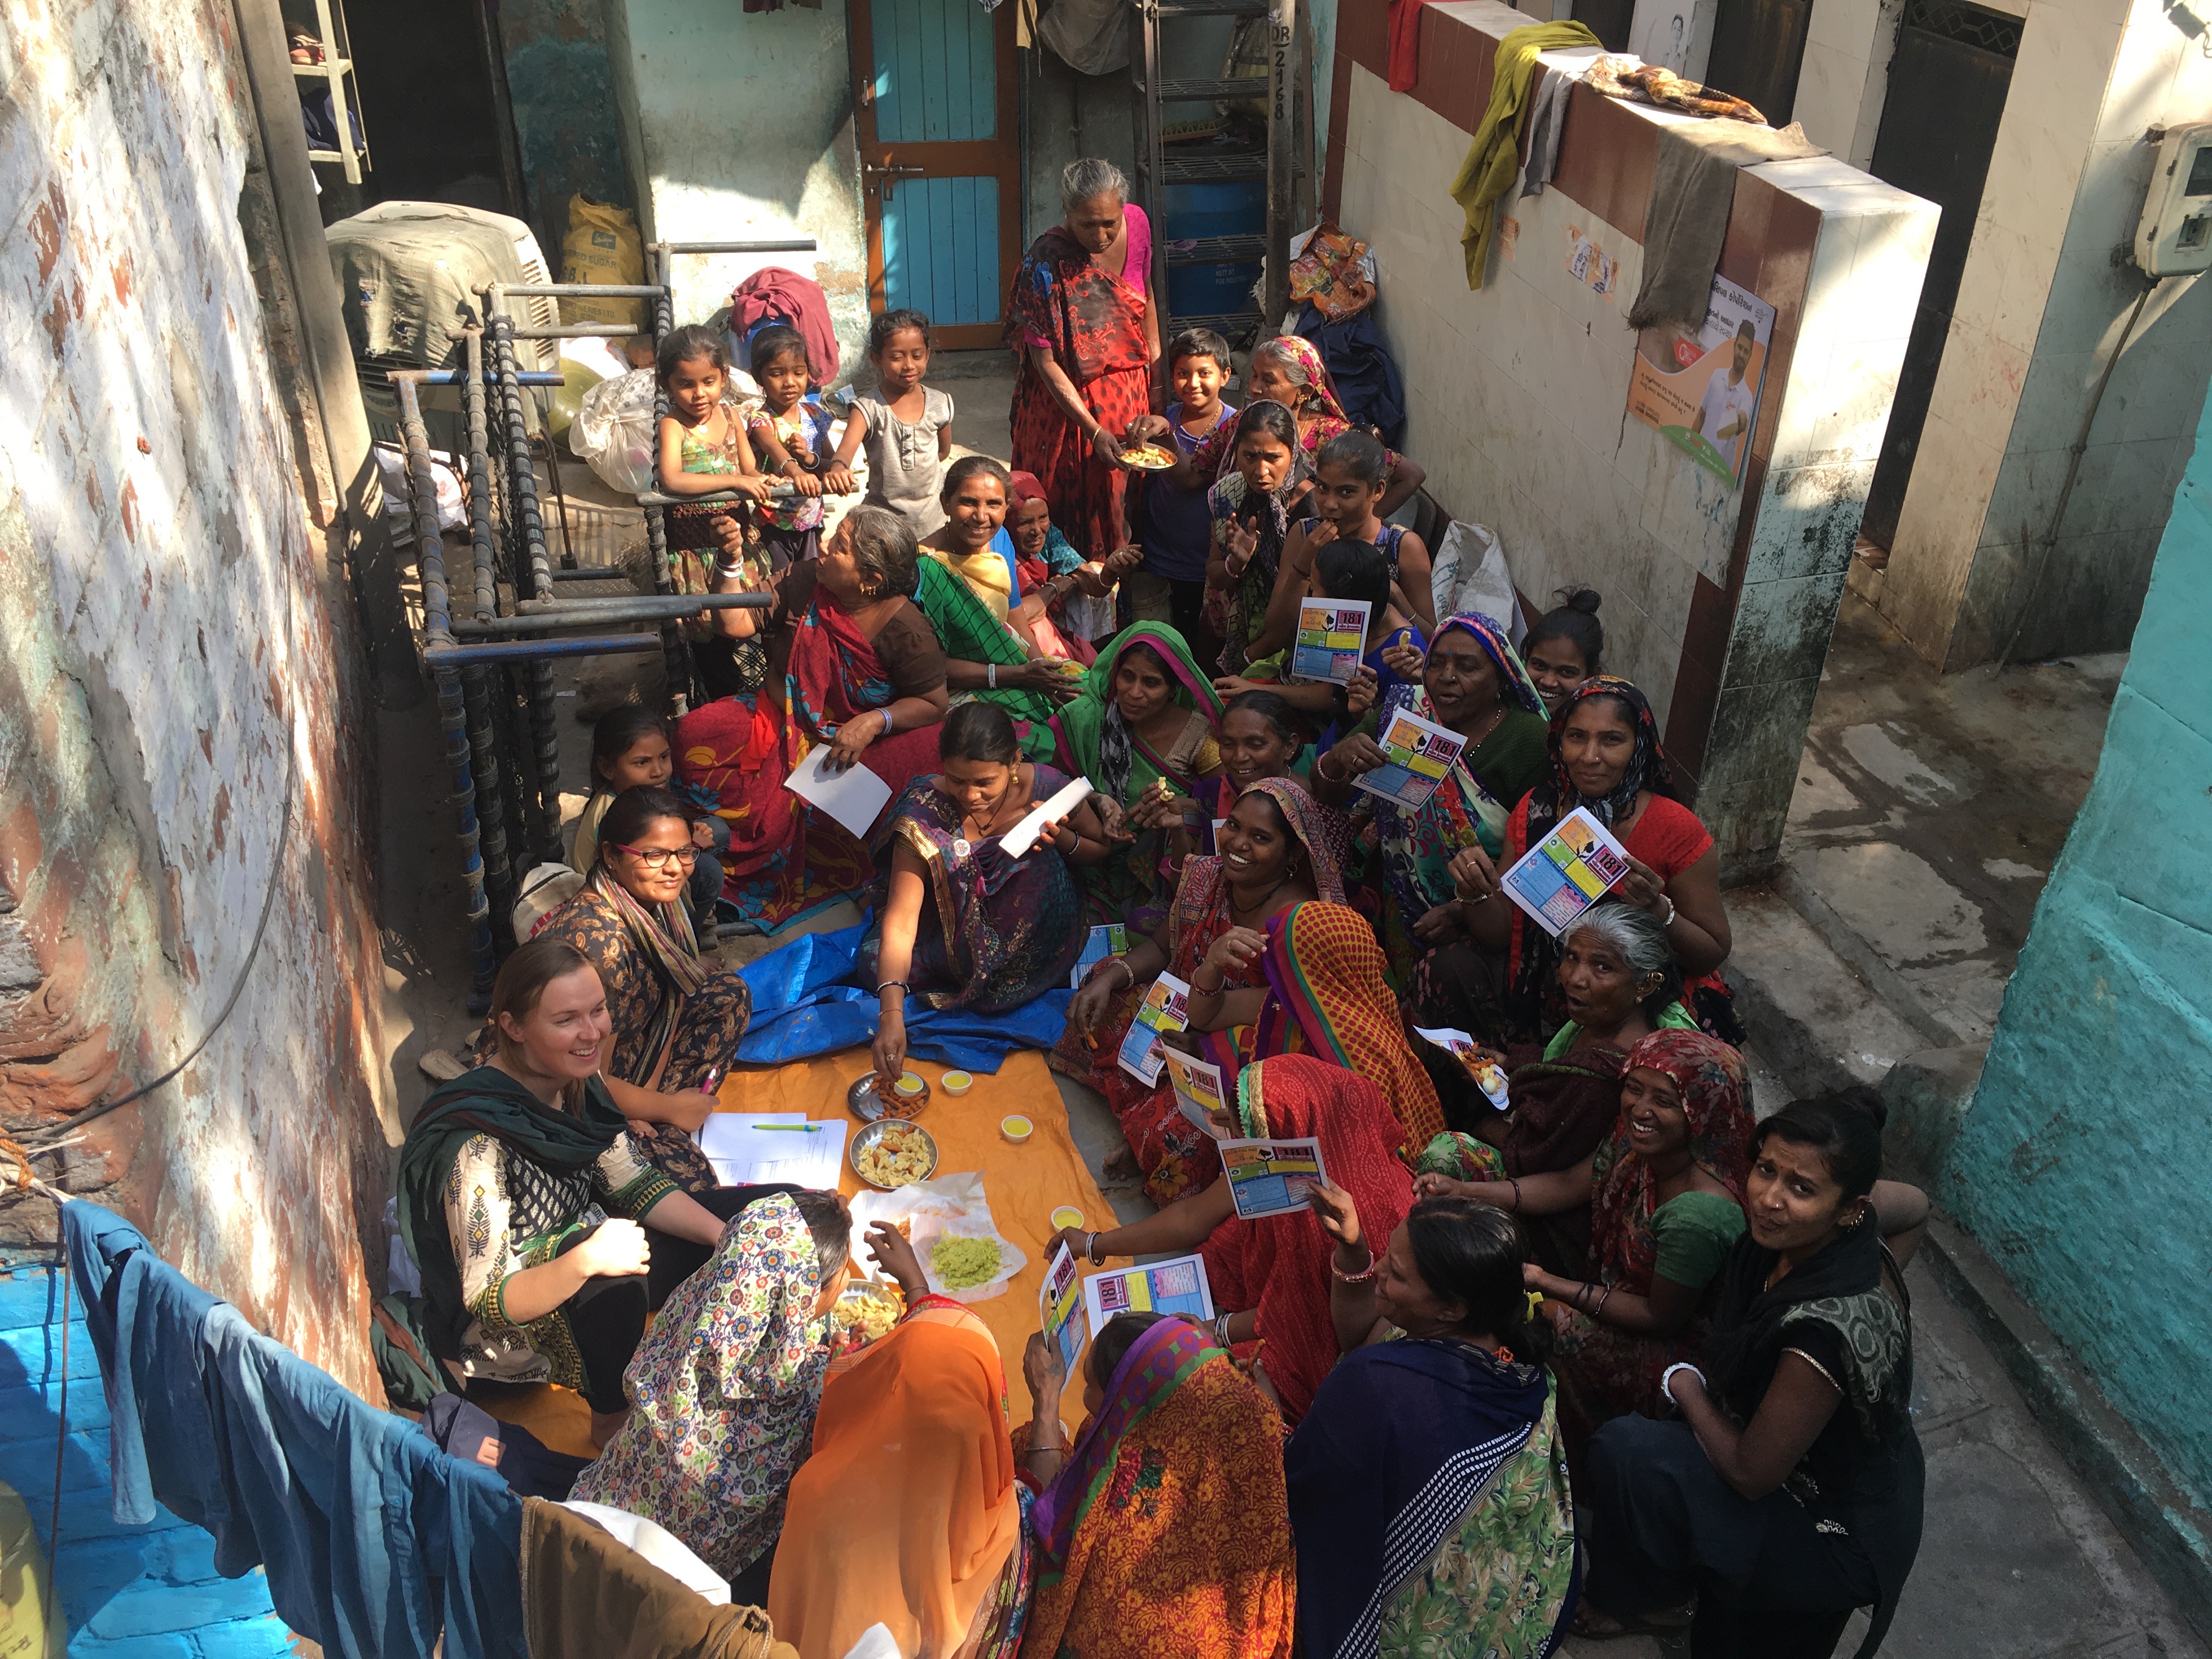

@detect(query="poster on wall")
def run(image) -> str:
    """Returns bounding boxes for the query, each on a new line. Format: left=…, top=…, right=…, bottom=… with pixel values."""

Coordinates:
left=1624, top=273, right=1775, bottom=490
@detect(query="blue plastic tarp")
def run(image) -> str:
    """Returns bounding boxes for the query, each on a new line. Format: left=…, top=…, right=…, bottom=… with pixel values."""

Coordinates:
left=736, top=922, right=1073, bottom=1075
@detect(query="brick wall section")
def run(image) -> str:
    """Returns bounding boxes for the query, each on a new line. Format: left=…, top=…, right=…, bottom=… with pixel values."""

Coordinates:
left=0, top=0, right=396, bottom=1395
left=0, top=1267, right=292, bottom=1654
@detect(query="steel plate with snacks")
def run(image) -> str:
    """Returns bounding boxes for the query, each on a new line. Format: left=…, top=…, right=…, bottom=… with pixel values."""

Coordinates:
left=1119, top=443, right=1177, bottom=471
left=851, top=1118, right=941, bottom=1189
left=829, top=1280, right=904, bottom=1346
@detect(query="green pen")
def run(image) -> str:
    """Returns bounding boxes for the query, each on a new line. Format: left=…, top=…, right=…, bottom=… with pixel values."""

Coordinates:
left=751, top=1122, right=823, bottom=1132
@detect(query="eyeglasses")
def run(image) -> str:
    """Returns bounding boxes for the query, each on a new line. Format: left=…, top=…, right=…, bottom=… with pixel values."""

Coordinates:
left=611, top=842, right=700, bottom=870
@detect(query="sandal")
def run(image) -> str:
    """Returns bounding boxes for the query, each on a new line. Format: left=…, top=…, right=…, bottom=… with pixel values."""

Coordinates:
left=1572, top=1602, right=1695, bottom=1640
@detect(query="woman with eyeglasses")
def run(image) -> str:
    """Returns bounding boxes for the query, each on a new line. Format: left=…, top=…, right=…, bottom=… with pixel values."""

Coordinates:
left=521, top=784, right=752, bottom=1192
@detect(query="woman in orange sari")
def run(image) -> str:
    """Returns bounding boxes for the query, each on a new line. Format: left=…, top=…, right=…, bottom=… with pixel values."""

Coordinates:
left=1013, top=1312, right=1294, bottom=1659
left=769, top=1223, right=1030, bottom=1659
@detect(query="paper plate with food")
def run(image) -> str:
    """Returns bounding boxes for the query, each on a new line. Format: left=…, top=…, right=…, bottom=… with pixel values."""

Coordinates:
left=848, top=1171, right=1029, bottom=1305
left=1118, top=442, right=1177, bottom=471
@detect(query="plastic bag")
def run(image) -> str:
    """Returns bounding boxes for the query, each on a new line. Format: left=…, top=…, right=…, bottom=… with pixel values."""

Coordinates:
left=560, top=195, right=647, bottom=331
left=1430, top=520, right=1522, bottom=646
left=1037, top=0, right=1130, bottom=75
left=1288, top=222, right=1379, bottom=321
left=571, top=368, right=661, bottom=495
left=371, top=443, right=465, bottom=541
left=847, top=1172, right=1029, bottom=1304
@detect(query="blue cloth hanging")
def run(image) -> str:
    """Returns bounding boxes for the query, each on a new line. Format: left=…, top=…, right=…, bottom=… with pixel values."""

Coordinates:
left=1295, top=302, right=1408, bottom=448
left=736, top=921, right=1073, bottom=1072
left=65, top=1203, right=526, bottom=1659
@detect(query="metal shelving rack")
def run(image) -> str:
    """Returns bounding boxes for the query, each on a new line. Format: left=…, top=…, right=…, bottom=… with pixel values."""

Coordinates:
left=291, top=0, right=371, bottom=183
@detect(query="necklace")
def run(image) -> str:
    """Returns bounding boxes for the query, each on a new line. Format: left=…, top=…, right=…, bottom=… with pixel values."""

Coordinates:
left=1227, top=872, right=1290, bottom=922
left=1463, top=701, right=1507, bottom=748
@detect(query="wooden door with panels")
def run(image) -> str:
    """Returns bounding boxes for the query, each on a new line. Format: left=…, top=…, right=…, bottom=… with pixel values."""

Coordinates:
left=850, top=0, right=1024, bottom=350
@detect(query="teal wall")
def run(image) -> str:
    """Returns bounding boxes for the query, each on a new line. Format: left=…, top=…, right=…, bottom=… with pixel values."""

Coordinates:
left=1954, top=382, right=2212, bottom=1503
left=498, top=0, right=633, bottom=258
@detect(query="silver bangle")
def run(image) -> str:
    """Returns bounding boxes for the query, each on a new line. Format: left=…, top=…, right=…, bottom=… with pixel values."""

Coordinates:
left=1213, top=1312, right=1234, bottom=1350
left=1655, top=893, right=1677, bottom=928
left=1660, top=1362, right=1704, bottom=1403
left=988, top=662, right=997, bottom=689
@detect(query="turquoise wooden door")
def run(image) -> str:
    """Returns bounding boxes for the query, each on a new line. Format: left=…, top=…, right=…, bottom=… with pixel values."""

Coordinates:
left=854, top=0, right=1020, bottom=348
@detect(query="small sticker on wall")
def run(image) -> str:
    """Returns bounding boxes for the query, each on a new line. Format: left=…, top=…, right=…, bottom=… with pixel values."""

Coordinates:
left=1566, top=225, right=1617, bottom=300
left=1498, top=217, right=1520, bottom=261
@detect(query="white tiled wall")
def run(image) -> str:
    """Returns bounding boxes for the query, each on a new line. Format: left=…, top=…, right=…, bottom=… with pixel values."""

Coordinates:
left=1791, top=0, right=1907, bottom=167
left=1335, top=63, right=1932, bottom=734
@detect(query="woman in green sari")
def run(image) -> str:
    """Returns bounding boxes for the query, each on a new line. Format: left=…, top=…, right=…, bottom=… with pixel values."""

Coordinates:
left=1050, top=623, right=1227, bottom=935
left=909, top=553, right=1077, bottom=760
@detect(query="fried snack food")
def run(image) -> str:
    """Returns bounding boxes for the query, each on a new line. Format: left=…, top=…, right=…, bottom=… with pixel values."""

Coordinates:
left=856, top=1121, right=935, bottom=1187
left=1120, top=443, right=1177, bottom=470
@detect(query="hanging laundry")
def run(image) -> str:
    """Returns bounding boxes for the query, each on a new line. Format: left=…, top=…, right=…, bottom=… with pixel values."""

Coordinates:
left=1626, top=118, right=1824, bottom=329
left=1387, top=0, right=1425, bottom=90
left=518, top=1499, right=798, bottom=1659
left=1447, top=21, right=1600, bottom=289
left=730, top=269, right=841, bottom=388
left=65, top=1203, right=527, bottom=1659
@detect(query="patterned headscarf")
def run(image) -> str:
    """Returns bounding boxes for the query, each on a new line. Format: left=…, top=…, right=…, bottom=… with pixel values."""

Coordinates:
left=1253, top=901, right=1445, bottom=1155
left=1525, top=674, right=1676, bottom=842
left=1253, top=335, right=1351, bottom=427
left=571, top=1193, right=831, bottom=1577
left=1429, top=613, right=1547, bottom=716
left=1235, top=777, right=1349, bottom=902
left=1590, top=1031, right=1752, bottom=1291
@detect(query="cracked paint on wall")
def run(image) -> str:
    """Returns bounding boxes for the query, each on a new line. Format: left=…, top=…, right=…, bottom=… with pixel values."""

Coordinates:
left=0, top=0, right=392, bottom=1396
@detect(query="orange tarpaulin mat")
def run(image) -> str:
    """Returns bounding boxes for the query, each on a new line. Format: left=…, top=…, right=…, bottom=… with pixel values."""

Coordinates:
left=479, top=1049, right=1108, bottom=1457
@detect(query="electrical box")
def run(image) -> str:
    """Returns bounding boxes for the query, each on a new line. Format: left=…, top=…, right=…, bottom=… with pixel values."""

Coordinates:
left=2135, top=122, right=2212, bottom=276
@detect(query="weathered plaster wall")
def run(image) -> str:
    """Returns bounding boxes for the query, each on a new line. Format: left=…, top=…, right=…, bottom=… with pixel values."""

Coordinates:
left=1324, top=3, right=1936, bottom=877
left=499, top=0, right=634, bottom=257
left=0, top=0, right=393, bottom=1395
left=1952, top=379, right=2212, bottom=1502
left=1866, top=0, right=2212, bottom=669
left=605, top=0, right=869, bottom=383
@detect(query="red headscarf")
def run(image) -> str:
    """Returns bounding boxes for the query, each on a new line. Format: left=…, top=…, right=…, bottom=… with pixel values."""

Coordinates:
left=1589, top=1030, right=1752, bottom=1292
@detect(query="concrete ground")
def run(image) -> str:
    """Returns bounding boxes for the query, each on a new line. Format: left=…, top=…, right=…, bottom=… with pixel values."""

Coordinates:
left=370, top=381, right=2202, bottom=1658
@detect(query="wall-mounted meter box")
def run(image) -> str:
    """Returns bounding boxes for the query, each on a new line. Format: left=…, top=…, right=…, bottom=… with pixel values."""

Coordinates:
left=2136, top=122, right=2212, bottom=276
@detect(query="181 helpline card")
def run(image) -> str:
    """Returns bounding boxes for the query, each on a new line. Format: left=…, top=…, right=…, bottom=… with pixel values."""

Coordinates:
left=1498, top=806, right=1632, bottom=936
left=1116, top=972, right=1192, bottom=1086
left=1290, top=598, right=1371, bottom=686
left=1218, top=1137, right=1329, bottom=1220
left=1351, top=706, right=1468, bottom=812
left=1166, top=1049, right=1229, bottom=1138
left=1083, top=1252, right=1214, bottom=1340
left=1041, top=1240, right=1086, bottom=1373
left=1071, top=922, right=1128, bottom=989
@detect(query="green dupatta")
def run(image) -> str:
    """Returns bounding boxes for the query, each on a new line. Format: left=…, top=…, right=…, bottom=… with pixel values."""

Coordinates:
left=396, top=1065, right=652, bottom=1359
left=1051, top=622, right=1227, bottom=926
left=911, top=555, right=1060, bottom=756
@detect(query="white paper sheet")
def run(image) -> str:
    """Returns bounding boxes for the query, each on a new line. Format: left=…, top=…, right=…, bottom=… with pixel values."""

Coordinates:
left=785, top=744, right=893, bottom=840
left=1000, top=774, right=1094, bottom=859
left=696, top=1113, right=850, bottom=1189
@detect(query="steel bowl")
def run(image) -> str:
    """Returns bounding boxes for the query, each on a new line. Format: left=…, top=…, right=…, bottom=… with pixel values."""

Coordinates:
left=849, top=1118, right=941, bottom=1189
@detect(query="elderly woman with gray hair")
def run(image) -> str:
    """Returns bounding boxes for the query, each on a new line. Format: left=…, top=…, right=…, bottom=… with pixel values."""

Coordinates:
left=680, top=504, right=952, bottom=929
left=1409, top=900, right=1701, bottom=1277
left=1006, top=157, right=1164, bottom=559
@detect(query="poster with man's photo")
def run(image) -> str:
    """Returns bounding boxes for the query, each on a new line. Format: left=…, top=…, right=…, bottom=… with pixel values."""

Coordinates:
left=1624, top=274, right=1775, bottom=489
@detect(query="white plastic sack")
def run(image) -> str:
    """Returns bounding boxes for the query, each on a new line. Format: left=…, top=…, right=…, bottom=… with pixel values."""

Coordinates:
left=563, top=1503, right=731, bottom=1605
left=558, top=335, right=631, bottom=384
left=572, top=367, right=660, bottom=495
left=847, top=1172, right=1029, bottom=1305
left=371, top=443, right=465, bottom=542
left=1430, top=520, right=1522, bottom=647
left=512, top=862, right=584, bottom=942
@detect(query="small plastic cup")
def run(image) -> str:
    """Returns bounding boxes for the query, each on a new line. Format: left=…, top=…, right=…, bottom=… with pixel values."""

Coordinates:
left=939, top=1069, right=974, bottom=1097
left=1050, top=1205, right=1085, bottom=1231
left=1000, top=1114, right=1034, bottom=1145
left=894, top=1071, right=926, bottom=1099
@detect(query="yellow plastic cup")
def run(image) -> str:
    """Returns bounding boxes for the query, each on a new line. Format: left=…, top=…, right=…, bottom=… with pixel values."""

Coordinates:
left=940, top=1069, right=974, bottom=1096
left=1000, top=1114, right=1034, bottom=1144
left=1050, top=1205, right=1085, bottom=1231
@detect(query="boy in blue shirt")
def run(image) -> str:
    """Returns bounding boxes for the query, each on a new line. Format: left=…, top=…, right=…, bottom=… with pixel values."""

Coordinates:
left=1128, top=329, right=1235, bottom=665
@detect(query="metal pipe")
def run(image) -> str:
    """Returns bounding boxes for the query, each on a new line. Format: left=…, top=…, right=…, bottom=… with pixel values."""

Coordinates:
left=425, top=634, right=667, bottom=667
left=485, top=312, right=566, bottom=861
left=392, top=377, right=453, bottom=645
left=635, top=485, right=799, bottom=507
left=514, top=591, right=773, bottom=617
left=551, top=566, right=629, bottom=581
left=460, top=329, right=497, bottom=624
left=436, top=668, right=496, bottom=1006
left=387, top=369, right=565, bottom=386
left=657, top=239, right=820, bottom=254
left=506, top=323, right=649, bottom=340
left=461, top=663, right=516, bottom=956
left=488, top=281, right=669, bottom=299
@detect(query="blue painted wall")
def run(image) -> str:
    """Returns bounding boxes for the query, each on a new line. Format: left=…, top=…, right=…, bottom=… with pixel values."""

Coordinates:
left=498, top=0, right=635, bottom=258
left=1954, top=381, right=2212, bottom=1504
left=0, top=1267, right=287, bottom=1657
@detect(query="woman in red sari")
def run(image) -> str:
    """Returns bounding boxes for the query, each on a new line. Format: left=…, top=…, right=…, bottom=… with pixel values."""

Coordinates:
left=677, top=505, right=949, bottom=930
left=1052, top=777, right=1346, bottom=1206
left=1007, top=157, right=1163, bottom=558
left=1048, top=1051, right=1415, bottom=1425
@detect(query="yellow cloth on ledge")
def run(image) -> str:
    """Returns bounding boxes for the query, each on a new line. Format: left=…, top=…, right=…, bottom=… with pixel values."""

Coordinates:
left=1448, top=20, right=1600, bottom=288
left=478, top=1050, right=1109, bottom=1455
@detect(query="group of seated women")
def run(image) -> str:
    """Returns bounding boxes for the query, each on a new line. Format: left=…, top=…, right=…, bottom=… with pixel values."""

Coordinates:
left=391, top=377, right=1934, bottom=1654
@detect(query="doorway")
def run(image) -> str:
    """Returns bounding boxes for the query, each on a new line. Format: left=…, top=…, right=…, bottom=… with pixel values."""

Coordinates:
left=849, top=0, right=1024, bottom=349
left=1858, top=0, right=2019, bottom=550
left=1701, top=0, right=1813, bottom=125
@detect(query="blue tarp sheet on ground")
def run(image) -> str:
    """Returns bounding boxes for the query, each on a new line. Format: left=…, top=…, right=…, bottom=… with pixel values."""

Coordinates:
left=736, top=922, right=1072, bottom=1074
